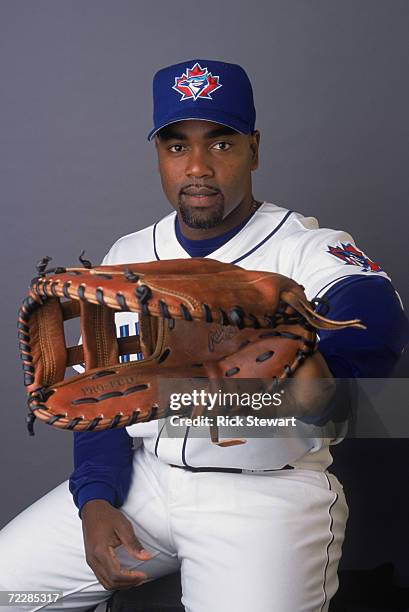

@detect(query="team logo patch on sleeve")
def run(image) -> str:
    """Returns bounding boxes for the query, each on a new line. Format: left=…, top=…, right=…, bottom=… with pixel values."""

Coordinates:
left=173, top=62, right=222, bottom=101
left=327, top=242, right=383, bottom=272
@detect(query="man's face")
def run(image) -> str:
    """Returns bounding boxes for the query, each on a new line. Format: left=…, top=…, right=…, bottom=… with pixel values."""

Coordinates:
left=155, top=120, right=260, bottom=230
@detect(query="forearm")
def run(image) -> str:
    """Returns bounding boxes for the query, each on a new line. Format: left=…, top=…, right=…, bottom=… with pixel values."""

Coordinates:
left=69, top=427, right=134, bottom=518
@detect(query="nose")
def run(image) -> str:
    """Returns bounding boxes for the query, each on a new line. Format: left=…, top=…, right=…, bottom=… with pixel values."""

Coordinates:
left=185, top=147, right=214, bottom=179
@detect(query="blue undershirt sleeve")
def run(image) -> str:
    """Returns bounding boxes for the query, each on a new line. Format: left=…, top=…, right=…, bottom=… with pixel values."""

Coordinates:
left=317, top=276, right=408, bottom=377
left=69, top=427, right=134, bottom=518
left=303, top=276, right=409, bottom=425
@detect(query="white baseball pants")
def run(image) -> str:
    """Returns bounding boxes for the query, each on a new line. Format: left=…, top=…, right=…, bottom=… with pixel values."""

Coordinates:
left=0, top=446, right=348, bottom=612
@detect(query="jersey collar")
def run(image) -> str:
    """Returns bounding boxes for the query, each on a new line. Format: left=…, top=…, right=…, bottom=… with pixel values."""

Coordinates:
left=153, top=202, right=292, bottom=264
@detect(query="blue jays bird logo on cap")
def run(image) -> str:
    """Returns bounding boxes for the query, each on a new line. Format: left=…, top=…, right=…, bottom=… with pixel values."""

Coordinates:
left=173, top=62, right=222, bottom=101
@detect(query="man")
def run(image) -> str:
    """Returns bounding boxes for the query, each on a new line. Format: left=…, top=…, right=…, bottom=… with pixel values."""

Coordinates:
left=0, top=59, right=407, bottom=611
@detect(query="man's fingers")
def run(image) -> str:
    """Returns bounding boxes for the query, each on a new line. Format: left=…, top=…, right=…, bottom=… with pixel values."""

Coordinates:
left=123, top=545, right=152, bottom=561
left=107, top=546, right=148, bottom=586
left=98, top=567, right=147, bottom=591
left=82, top=503, right=151, bottom=590
left=92, top=547, right=148, bottom=590
left=116, top=522, right=152, bottom=561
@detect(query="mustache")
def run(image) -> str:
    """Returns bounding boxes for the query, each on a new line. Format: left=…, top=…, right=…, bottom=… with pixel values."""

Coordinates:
left=180, top=181, right=220, bottom=196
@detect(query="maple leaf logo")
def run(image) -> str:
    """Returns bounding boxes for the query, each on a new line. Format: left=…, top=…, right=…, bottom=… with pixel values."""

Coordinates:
left=327, top=243, right=383, bottom=272
left=173, top=62, right=222, bottom=101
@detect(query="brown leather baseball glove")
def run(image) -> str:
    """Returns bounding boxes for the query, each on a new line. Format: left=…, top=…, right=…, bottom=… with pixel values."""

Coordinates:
left=18, top=257, right=363, bottom=444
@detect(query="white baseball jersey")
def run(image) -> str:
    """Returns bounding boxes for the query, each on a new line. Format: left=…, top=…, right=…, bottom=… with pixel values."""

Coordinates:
left=0, top=201, right=379, bottom=612
left=101, top=201, right=390, bottom=472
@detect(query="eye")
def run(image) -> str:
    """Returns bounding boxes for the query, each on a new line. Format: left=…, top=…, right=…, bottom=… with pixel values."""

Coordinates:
left=168, top=144, right=186, bottom=153
left=212, top=141, right=231, bottom=151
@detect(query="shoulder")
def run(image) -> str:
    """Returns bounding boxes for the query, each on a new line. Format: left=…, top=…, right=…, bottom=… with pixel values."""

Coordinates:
left=282, top=212, right=356, bottom=256
left=259, top=204, right=389, bottom=297
left=277, top=208, right=350, bottom=242
left=255, top=202, right=328, bottom=245
left=102, top=212, right=175, bottom=265
left=104, top=225, right=154, bottom=264
left=283, top=214, right=387, bottom=280
left=252, top=201, right=356, bottom=263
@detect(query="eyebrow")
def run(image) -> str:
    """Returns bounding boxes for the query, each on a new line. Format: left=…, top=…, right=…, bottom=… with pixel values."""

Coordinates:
left=205, top=126, right=239, bottom=138
left=157, top=125, right=239, bottom=141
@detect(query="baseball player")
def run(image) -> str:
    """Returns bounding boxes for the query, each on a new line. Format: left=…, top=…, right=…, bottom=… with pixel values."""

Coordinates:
left=1, top=59, right=408, bottom=612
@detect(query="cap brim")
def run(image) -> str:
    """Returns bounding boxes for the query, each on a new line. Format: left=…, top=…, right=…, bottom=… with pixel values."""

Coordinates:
left=147, top=108, right=251, bottom=141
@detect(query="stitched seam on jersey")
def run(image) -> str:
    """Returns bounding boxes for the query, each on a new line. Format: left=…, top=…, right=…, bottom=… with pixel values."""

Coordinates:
left=181, top=426, right=191, bottom=468
left=153, top=222, right=160, bottom=260
left=319, top=472, right=338, bottom=612
left=153, top=212, right=187, bottom=261
left=231, top=210, right=293, bottom=264
left=154, top=421, right=166, bottom=457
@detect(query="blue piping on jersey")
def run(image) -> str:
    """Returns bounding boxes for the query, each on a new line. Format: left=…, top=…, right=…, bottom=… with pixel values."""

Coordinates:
left=174, top=214, right=254, bottom=258
left=152, top=209, right=293, bottom=264
left=154, top=422, right=166, bottom=457
left=231, top=210, right=293, bottom=264
left=153, top=222, right=160, bottom=260
left=319, top=474, right=337, bottom=611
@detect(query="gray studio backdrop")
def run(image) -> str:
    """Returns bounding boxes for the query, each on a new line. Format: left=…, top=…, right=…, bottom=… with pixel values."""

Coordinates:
left=1, top=0, right=408, bottom=570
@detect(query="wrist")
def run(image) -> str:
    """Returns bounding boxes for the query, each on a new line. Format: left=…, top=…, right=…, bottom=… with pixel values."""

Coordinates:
left=80, top=498, right=114, bottom=519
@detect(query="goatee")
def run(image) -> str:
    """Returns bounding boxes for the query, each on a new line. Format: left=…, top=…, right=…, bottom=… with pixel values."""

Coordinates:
left=179, top=200, right=225, bottom=230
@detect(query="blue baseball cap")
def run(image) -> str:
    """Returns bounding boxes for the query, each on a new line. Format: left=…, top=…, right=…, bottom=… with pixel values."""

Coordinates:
left=148, top=59, right=256, bottom=141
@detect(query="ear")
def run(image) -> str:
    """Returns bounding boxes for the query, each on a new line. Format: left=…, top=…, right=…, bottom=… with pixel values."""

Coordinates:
left=249, top=130, right=260, bottom=171
left=154, top=136, right=161, bottom=173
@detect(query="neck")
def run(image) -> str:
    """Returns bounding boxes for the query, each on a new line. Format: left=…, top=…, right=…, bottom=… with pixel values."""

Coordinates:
left=177, top=195, right=261, bottom=240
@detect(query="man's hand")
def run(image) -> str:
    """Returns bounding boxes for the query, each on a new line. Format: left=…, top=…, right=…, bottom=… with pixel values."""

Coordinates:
left=241, top=351, right=336, bottom=420
left=81, top=499, right=152, bottom=591
left=281, top=350, right=336, bottom=418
